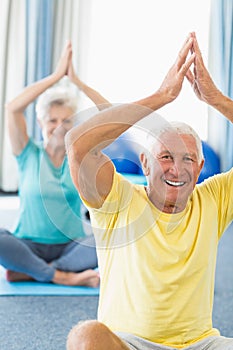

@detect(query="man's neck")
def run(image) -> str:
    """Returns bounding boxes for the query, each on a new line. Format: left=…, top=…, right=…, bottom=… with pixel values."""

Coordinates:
left=145, top=186, right=187, bottom=214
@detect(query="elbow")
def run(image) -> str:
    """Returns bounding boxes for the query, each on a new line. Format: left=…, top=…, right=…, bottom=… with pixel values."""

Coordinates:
left=4, top=101, right=16, bottom=119
left=5, top=101, right=13, bottom=114
left=5, top=100, right=19, bottom=115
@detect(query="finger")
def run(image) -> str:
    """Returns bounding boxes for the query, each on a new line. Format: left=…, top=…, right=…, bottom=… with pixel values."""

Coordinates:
left=175, top=37, right=194, bottom=70
left=185, top=69, right=195, bottom=85
left=192, top=37, right=204, bottom=65
left=65, top=39, right=72, bottom=47
left=61, top=40, right=72, bottom=59
left=189, top=32, right=196, bottom=54
left=66, top=44, right=73, bottom=61
left=193, top=53, right=206, bottom=81
left=179, top=52, right=195, bottom=76
left=179, top=36, right=193, bottom=57
left=184, top=32, right=193, bottom=44
left=193, top=84, right=201, bottom=99
left=190, top=31, right=196, bottom=39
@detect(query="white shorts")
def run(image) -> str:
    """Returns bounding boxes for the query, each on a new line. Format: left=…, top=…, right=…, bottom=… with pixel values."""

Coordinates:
left=116, top=333, right=233, bottom=350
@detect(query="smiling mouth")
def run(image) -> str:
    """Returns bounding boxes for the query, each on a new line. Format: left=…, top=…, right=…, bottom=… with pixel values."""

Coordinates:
left=164, top=179, right=185, bottom=187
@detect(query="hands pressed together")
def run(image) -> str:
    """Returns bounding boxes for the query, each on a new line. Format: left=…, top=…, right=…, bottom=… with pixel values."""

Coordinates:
left=54, top=32, right=233, bottom=122
left=53, top=40, right=79, bottom=84
left=186, top=32, right=222, bottom=106
left=157, top=32, right=221, bottom=108
left=56, top=32, right=218, bottom=106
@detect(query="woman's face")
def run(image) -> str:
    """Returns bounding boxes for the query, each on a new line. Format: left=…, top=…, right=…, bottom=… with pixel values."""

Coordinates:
left=39, top=104, right=74, bottom=143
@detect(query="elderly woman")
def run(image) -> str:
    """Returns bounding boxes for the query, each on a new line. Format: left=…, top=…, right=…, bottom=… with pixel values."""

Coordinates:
left=0, top=42, right=110, bottom=287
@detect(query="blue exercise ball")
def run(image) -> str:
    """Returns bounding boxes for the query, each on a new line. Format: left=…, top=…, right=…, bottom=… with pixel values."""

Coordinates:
left=198, top=141, right=220, bottom=183
left=103, top=132, right=142, bottom=174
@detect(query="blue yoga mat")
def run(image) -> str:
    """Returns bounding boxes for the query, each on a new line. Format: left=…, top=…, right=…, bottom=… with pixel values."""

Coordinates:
left=0, top=267, right=99, bottom=296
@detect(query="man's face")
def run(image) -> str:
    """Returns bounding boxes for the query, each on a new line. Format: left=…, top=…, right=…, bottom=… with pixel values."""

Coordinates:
left=141, top=132, right=204, bottom=213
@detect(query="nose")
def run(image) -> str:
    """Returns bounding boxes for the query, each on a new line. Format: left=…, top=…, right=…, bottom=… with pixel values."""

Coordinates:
left=56, top=119, right=63, bottom=127
left=55, top=119, right=67, bottom=131
left=168, top=158, right=184, bottom=176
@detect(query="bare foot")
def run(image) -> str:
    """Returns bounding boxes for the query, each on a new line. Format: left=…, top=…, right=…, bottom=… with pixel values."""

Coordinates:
left=6, top=270, right=34, bottom=282
left=52, top=269, right=100, bottom=287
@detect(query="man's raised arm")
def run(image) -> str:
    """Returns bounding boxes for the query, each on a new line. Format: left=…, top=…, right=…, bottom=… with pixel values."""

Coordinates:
left=65, top=34, right=195, bottom=208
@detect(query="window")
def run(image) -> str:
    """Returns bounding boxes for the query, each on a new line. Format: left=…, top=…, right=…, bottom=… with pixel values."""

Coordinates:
left=81, top=0, right=210, bottom=140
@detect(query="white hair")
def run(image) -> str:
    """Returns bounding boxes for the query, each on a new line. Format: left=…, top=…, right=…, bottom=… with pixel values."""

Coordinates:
left=145, top=121, right=204, bottom=164
left=36, top=86, right=78, bottom=121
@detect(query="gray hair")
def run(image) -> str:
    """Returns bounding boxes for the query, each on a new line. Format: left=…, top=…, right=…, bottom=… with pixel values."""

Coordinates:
left=145, top=121, right=204, bottom=164
left=36, top=86, right=78, bottom=121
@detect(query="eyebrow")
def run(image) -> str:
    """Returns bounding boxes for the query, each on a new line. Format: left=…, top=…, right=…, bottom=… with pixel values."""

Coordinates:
left=183, top=152, right=198, bottom=159
left=158, top=150, right=198, bottom=158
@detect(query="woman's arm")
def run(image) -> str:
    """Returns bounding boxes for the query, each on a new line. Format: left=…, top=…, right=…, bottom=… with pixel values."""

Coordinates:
left=5, top=41, right=72, bottom=155
left=67, top=59, right=111, bottom=111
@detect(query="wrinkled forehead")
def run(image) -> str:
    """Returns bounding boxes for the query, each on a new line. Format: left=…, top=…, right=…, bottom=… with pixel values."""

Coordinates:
left=43, top=104, right=75, bottom=120
left=151, top=131, right=199, bottom=155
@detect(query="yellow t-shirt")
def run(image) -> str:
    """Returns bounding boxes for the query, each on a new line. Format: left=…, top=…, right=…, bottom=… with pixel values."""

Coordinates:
left=85, top=168, right=233, bottom=348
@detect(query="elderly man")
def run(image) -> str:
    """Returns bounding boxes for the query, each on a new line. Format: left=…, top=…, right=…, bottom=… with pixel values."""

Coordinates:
left=65, top=33, right=233, bottom=350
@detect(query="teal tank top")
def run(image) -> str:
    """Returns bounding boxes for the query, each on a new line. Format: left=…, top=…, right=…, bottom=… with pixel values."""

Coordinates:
left=13, top=139, right=86, bottom=244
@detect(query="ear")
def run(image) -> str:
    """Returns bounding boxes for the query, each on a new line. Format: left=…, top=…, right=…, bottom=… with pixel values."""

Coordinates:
left=199, top=159, right=205, bottom=174
left=195, top=159, right=205, bottom=183
left=140, top=152, right=150, bottom=176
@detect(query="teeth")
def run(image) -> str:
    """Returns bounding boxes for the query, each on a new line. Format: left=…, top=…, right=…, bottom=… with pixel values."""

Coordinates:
left=165, top=180, right=185, bottom=187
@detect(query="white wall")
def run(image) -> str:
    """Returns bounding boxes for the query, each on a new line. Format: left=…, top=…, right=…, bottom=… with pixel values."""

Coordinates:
left=0, top=196, right=19, bottom=230
left=79, top=0, right=211, bottom=140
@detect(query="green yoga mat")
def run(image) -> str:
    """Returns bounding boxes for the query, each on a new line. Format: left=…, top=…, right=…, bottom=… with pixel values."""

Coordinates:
left=0, top=267, right=99, bottom=296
